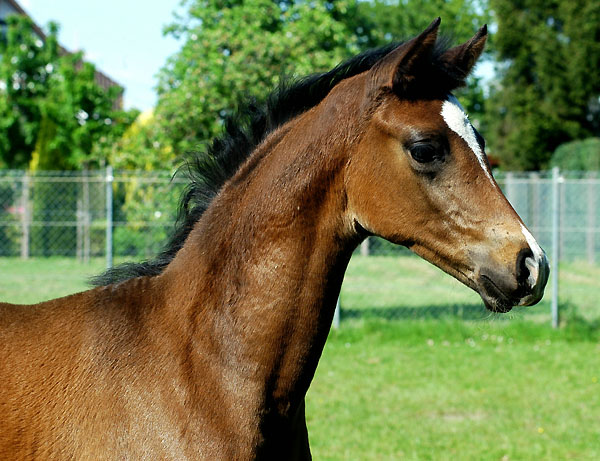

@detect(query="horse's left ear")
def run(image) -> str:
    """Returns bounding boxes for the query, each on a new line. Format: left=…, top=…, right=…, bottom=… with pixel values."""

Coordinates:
left=439, top=25, right=487, bottom=79
left=368, top=17, right=441, bottom=94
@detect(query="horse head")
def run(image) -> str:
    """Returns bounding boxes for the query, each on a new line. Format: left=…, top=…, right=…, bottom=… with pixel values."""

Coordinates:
left=345, top=19, right=549, bottom=312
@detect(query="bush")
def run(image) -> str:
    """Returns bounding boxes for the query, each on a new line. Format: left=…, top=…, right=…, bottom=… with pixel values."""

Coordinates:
left=551, top=137, right=600, bottom=171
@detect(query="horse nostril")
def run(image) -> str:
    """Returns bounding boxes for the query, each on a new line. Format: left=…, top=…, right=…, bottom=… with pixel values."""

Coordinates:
left=516, top=247, right=535, bottom=289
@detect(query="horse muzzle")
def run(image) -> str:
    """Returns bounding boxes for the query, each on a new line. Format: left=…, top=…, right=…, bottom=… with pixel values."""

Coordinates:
left=476, top=248, right=550, bottom=313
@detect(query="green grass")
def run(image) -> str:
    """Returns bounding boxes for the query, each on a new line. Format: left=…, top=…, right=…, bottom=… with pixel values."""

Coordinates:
left=307, top=320, right=600, bottom=460
left=341, top=255, right=600, bottom=322
left=0, top=257, right=106, bottom=304
left=342, top=255, right=481, bottom=309
left=1, top=255, right=599, bottom=458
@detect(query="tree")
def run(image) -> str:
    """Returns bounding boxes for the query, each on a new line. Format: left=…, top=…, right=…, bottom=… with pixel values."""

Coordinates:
left=0, top=15, right=138, bottom=257
left=0, top=16, right=60, bottom=168
left=154, top=0, right=491, bottom=158
left=105, top=110, right=172, bottom=170
left=486, top=0, right=600, bottom=170
left=31, top=52, right=138, bottom=170
left=155, top=0, right=363, bottom=156
left=355, top=0, right=491, bottom=47
left=551, top=138, right=600, bottom=171
left=0, top=15, right=136, bottom=170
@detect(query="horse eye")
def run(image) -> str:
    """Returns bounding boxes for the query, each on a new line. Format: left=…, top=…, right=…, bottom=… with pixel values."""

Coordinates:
left=409, top=143, right=439, bottom=163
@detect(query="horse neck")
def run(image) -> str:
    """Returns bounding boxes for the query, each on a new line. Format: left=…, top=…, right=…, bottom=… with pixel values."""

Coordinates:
left=160, top=87, right=363, bottom=417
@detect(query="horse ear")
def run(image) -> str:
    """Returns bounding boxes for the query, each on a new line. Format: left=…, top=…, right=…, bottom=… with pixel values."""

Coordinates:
left=439, top=25, right=487, bottom=79
left=369, top=17, right=441, bottom=93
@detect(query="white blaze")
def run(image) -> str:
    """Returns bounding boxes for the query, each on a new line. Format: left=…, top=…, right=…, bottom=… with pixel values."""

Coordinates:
left=442, top=96, right=546, bottom=291
left=520, top=223, right=546, bottom=288
left=520, top=223, right=544, bottom=262
left=441, top=96, right=493, bottom=183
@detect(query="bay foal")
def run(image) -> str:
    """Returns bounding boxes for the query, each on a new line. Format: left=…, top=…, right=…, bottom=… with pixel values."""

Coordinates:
left=0, top=19, right=548, bottom=460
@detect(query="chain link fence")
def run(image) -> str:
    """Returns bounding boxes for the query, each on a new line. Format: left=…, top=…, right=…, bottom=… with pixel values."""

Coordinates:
left=1, top=168, right=598, bottom=325
left=0, top=169, right=185, bottom=261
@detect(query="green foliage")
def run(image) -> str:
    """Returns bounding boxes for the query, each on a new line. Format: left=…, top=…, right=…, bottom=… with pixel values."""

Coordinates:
left=0, top=182, right=20, bottom=255
left=0, top=15, right=136, bottom=170
left=0, top=16, right=60, bottom=168
left=486, top=0, right=600, bottom=170
left=33, top=52, right=136, bottom=170
left=155, top=0, right=362, bottom=156
left=356, top=0, right=491, bottom=46
left=551, top=137, right=600, bottom=171
left=111, top=176, right=181, bottom=257
left=105, top=110, right=174, bottom=170
left=151, top=0, right=490, bottom=158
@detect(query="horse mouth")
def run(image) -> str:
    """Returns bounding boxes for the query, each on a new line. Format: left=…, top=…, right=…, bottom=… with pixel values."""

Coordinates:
left=478, top=275, right=515, bottom=313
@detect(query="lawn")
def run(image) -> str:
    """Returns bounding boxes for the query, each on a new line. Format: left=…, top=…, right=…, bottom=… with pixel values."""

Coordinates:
left=340, top=255, right=600, bottom=322
left=307, top=320, right=600, bottom=460
left=1, top=255, right=599, bottom=458
left=0, top=257, right=106, bottom=304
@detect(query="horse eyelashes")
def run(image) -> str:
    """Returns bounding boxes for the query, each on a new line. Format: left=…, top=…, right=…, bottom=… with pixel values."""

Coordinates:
left=408, top=142, right=446, bottom=164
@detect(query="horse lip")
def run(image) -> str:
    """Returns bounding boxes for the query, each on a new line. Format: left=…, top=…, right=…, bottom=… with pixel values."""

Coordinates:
left=517, top=288, right=545, bottom=307
left=478, top=274, right=515, bottom=313
left=482, top=298, right=513, bottom=313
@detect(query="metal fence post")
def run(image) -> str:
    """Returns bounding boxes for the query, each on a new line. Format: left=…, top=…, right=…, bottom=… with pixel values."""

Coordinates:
left=551, top=167, right=560, bottom=329
left=82, top=169, right=91, bottom=263
left=106, top=166, right=114, bottom=269
left=360, top=238, right=370, bottom=256
left=332, top=297, right=341, bottom=329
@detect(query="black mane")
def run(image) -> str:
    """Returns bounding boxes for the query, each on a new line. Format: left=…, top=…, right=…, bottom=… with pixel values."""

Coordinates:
left=92, top=39, right=460, bottom=286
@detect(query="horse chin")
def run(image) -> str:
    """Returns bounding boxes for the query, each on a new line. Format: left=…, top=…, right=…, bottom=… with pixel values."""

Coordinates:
left=481, top=297, right=514, bottom=314
left=477, top=276, right=515, bottom=313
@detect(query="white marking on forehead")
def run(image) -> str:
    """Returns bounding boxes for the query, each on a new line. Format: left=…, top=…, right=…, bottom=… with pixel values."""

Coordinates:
left=520, top=223, right=544, bottom=262
left=441, top=95, right=493, bottom=183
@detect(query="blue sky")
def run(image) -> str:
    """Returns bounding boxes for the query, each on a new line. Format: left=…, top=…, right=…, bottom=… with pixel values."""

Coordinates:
left=20, top=0, right=184, bottom=111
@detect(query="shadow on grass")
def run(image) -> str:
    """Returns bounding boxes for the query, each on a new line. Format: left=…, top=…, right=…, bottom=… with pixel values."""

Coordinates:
left=340, top=302, right=600, bottom=341
left=340, top=303, right=492, bottom=321
left=340, top=302, right=571, bottom=321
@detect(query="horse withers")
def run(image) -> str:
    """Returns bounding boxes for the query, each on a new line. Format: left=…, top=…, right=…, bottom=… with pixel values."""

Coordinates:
left=0, top=19, right=548, bottom=460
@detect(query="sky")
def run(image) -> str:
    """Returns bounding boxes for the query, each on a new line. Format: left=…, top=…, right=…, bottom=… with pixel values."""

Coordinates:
left=19, top=0, right=184, bottom=111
